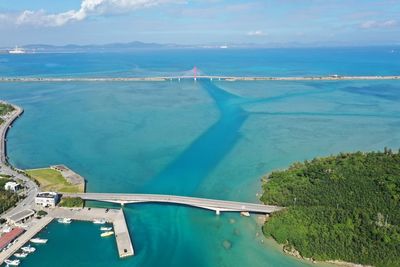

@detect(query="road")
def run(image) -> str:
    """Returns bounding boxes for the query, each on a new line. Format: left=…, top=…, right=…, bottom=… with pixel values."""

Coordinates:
left=64, top=193, right=283, bottom=214
left=0, top=102, right=39, bottom=219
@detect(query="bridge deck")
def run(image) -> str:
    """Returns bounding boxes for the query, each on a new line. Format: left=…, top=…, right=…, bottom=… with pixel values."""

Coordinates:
left=64, top=193, right=283, bottom=214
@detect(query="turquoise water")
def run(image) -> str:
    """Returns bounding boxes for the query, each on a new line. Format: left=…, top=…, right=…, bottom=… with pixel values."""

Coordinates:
left=0, top=48, right=400, bottom=266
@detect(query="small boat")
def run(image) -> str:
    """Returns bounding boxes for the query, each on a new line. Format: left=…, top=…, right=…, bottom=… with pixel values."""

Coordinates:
left=30, top=238, right=48, bottom=244
left=240, top=211, right=250, bottom=217
left=5, top=259, right=20, bottom=266
left=57, top=218, right=72, bottom=224
left=100, top=231, right=114, bottom=237
left=93, top=219, right=106, bottom=224
left=21, top=246, right=36, bottom=253
left=100, top=227, right=112, bottom=231
left=14, top=252, right=28, bottom=258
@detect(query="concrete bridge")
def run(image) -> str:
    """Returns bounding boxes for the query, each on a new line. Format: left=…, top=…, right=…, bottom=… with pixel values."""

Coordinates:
left=1, top=75, right=399, bottom=83
left=63, top=193, right=283, bottom=215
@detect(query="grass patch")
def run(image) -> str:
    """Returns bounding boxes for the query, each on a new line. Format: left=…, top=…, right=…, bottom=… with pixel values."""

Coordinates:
left=0, top=103, right=14, bottom=117
left=26, top=168, right=83, bottom=193
left=59, top=197, right=84, bottom=208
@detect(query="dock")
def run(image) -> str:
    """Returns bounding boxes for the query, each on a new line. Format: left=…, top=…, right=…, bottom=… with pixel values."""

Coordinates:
left=113, top=209, right=134, bottom=257
left=48, top=207, right=134, bottom=258
left=0, top=216, right=53, bottom=264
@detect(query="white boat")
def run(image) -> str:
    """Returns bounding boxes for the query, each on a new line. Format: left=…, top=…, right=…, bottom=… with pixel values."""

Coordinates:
left=5, top=259, right=20, bottom=266
left=8, top=46, right=26, bottom=54
left=240, top=211, right=250, bottom=217
left=30, top=237, right=48, bottom=244
left=21, top=246, right=36, bottom=253
left=100, top=231, right=114, bottom=237
left=14, top=252, right=28, bottom=258
left=100, top=227, right=112, bottom=231
left=93, top=219, right=106, bottom=224
left=57, top=218, right=72, bottom=224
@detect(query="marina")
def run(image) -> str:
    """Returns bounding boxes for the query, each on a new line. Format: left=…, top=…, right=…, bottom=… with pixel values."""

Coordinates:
left=0, top=216, right=52, bottom=264
left=47, top=207, right=134, bottom=258
left=0, top=207, right=135, bottom=265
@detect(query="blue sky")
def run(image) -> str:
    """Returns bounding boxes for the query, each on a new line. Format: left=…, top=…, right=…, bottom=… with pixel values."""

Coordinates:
left=0, top=0, right=399, bottom=46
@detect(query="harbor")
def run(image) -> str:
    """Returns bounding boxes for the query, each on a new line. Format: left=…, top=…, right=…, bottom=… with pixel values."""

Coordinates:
left=0, top=216, right=53, bottom=264
left=48, top=207, right=134, bottom=258
left=0, top=207, right=134, bottom=265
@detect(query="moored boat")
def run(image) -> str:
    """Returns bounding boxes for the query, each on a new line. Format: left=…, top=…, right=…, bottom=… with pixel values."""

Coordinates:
left=21, top=246, right=36, bottom=253
left=57, top=218, right=72, bottom=224
left=240, top=211, right=250, bottom=217
left=100, top=231, right=114, bottom=237
left=5, top=259, right=20, bottom=266
left=93, top=219, right=106, bottom=224
left=30, top=237, right=48, bottom=244
left=14, top=252, right=28, bottom=258
left=100, top=226, right=112, bottom=231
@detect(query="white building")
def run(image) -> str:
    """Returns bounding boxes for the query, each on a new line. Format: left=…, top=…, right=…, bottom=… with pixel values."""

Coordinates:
left=35, top=192, right=59, bottom=208
left=4, top=181, right=21, bottom=192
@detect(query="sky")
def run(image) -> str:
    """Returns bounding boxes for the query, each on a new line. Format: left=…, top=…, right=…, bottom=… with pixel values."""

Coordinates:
left=0, top=0, right=399, bottom=47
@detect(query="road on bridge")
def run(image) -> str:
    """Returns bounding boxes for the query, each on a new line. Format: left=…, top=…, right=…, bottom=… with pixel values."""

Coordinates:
left=63, top=193, right=283, bottom=214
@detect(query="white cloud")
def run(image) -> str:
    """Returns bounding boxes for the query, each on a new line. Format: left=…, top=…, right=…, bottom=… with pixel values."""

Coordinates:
left=247, top=30, right=265, bottom=36
left=360, top=19, right=397, bottom=29
left=6, top=0, right=182, bottom=27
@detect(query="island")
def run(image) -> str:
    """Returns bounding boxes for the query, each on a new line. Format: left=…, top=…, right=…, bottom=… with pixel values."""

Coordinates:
left=261, top=149, right=400, bottom=267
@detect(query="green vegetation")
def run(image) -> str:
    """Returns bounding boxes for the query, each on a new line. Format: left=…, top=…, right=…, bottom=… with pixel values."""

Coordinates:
left=261, top=149, right=400, bottom=267
left=0, top=103, right=14, bottom=117
left=0, top=103, right=14, bottom=124
left=0, top=178, right=19, bottom=214
left=36, top=210, right=48, bottom=217
left=26, top=168, right=83, bottom=193
left=59, top=197, right=84, bottom=208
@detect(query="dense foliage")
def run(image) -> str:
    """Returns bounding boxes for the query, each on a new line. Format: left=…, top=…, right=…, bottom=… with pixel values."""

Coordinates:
left=0, top=103, right=18, bottom=216
left=261, top=149, right=400, bottom=267
left=0, top=179, right=19, bottom=215
left=0, top=103, right=14, bottom=117
left=59, top=197, right=84, bottom=208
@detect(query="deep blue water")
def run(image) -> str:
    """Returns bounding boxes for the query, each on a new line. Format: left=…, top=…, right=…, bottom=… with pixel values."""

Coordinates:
left=1, top=47, right=400, bottom=77
left=0, top=48, right=399, bottom=267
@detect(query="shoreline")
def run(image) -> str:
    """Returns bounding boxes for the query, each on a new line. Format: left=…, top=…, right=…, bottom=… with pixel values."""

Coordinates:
left=0, top=75, right=399, bottom=83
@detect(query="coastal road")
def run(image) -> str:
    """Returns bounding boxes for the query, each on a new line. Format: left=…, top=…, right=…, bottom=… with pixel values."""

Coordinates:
left=0, top=103, right=39, bottom=218
left=63, top=193, right=283, bottom=214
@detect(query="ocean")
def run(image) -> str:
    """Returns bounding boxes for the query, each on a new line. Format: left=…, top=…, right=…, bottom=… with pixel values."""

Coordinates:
left=0, top=47, right=399, bottom=266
